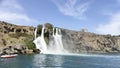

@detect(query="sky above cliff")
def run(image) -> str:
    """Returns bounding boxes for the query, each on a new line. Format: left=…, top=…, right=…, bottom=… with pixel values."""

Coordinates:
left=0, top=0, right=120, bottom=35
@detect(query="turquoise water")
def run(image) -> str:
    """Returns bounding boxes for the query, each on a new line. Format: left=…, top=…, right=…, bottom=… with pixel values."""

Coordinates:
left=0, top=54, right=120, bottom=68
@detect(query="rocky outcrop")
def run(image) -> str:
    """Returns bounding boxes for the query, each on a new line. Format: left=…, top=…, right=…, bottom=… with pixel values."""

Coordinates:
left=62, top=29, right=120, bottom=53
left=0, top=45, right=40, bottom=54
left=0, top=21, right=40, bottom=54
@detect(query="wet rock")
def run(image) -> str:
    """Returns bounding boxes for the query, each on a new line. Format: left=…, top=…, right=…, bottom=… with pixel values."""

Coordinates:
left=33, top=49, right=40, bottom=53
left=25, top=49, right=34, bottom=54
left=0, top=45, right=39, bottom=55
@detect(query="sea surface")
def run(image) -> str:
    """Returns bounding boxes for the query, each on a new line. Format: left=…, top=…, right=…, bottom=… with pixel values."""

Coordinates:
left=0, top=53, right=120, bottom=68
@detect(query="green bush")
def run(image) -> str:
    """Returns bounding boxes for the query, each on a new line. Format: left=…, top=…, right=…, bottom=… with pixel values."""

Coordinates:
left=9, top=32, right=35, bottom=49
left=25, top=40, right=36, bottom=49
left=23, top=34, right=35, bottom=49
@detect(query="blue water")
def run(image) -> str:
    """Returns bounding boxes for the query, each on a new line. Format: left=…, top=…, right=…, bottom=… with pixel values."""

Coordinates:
left=0, top=54, right=120, bottom=68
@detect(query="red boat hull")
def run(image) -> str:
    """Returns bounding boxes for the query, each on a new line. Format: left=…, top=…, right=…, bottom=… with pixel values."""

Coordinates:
left=1, top=54, right=17, bottom=58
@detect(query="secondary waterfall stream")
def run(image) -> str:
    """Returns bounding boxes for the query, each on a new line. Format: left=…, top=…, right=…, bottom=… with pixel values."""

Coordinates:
left=33, top=27, right=67, bottom=54
left=33, top=27, right=47, bottom=53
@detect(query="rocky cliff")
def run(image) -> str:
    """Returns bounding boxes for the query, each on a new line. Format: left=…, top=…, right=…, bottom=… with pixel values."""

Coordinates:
left=62, top=29, right=120, bottom=53
left=0, top=21, right=39, bottom=54
left=0, top=21, right=120, bottom=54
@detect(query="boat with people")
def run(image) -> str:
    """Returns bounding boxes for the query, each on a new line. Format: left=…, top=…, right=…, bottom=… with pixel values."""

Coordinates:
left=0, top=54, right=18, bottom=58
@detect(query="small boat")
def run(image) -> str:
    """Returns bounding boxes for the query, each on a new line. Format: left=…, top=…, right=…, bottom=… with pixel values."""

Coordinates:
left=1, top=54, right=18, bottom=58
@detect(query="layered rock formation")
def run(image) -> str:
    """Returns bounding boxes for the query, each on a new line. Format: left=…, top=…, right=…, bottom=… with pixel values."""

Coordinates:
left=0, top=21, right=39, bottom=54
left=62, top=29, right=120, bottom=53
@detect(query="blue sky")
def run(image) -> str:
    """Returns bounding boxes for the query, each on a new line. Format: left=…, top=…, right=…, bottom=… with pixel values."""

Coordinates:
left=0, top=0, right=120, bottom=35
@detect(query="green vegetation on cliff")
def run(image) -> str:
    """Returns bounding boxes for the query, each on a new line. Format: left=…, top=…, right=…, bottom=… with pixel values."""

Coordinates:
left=24, top=34, right=36, bottom=49
left=25, top=39, right=36, bottom=49
left=9, top=32, right=36, bottom=49
left=9, top=32, right=29, bottom=38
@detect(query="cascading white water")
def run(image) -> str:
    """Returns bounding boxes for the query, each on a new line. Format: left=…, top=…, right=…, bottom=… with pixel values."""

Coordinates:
left=33, top=26, right=67, bottom=54
left=47, top=28, right=67, bottom=54
left=34, top=28, right=37, bottom=40
left=52, top=28, right=66, bottom=53
left=33, top=27, right=47, bottom=53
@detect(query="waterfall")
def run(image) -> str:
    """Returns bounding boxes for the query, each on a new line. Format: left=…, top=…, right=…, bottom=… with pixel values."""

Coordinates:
left=33, top=27, right=47, bottom=53
left=52, top=28, right=66, bottom=53
left=33, top=26, right=67, bottom=54
left=34, top=28, right=37, bottom=40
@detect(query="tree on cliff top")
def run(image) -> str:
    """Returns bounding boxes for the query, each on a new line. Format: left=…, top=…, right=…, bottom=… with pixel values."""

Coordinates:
left=45, top=23, right=53, bottom=29
left=37, top=24, right=43, bottom=35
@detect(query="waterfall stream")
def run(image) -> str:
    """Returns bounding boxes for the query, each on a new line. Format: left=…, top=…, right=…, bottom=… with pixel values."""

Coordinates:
left=33, top=27, right=47, bottom=53
left=33, top=27, right=67, bottom=54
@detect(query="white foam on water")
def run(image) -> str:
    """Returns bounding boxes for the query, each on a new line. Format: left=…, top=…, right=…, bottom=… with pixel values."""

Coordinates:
left=42, top=53, right=120, bottom=58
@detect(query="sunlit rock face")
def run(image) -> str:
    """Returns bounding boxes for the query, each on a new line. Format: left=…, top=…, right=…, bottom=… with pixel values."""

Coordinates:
left=0, top=21, right=36, bottom=54
left=62, top=29, right=120, bottom=53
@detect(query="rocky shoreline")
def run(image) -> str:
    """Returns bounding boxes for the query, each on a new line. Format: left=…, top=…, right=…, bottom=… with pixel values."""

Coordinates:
left=0, top=21, right=120, bottom=54
left=0, top=45, right=40, bottom=55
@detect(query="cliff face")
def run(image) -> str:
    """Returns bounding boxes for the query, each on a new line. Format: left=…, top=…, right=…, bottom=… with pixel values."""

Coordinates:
left=0, top=21, right=34, bottom=46
left=0, top=21, right=39, bottom=54
left=62, top=29, right=120, bottom=53
left=1, top=21, right=120, bottom=54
